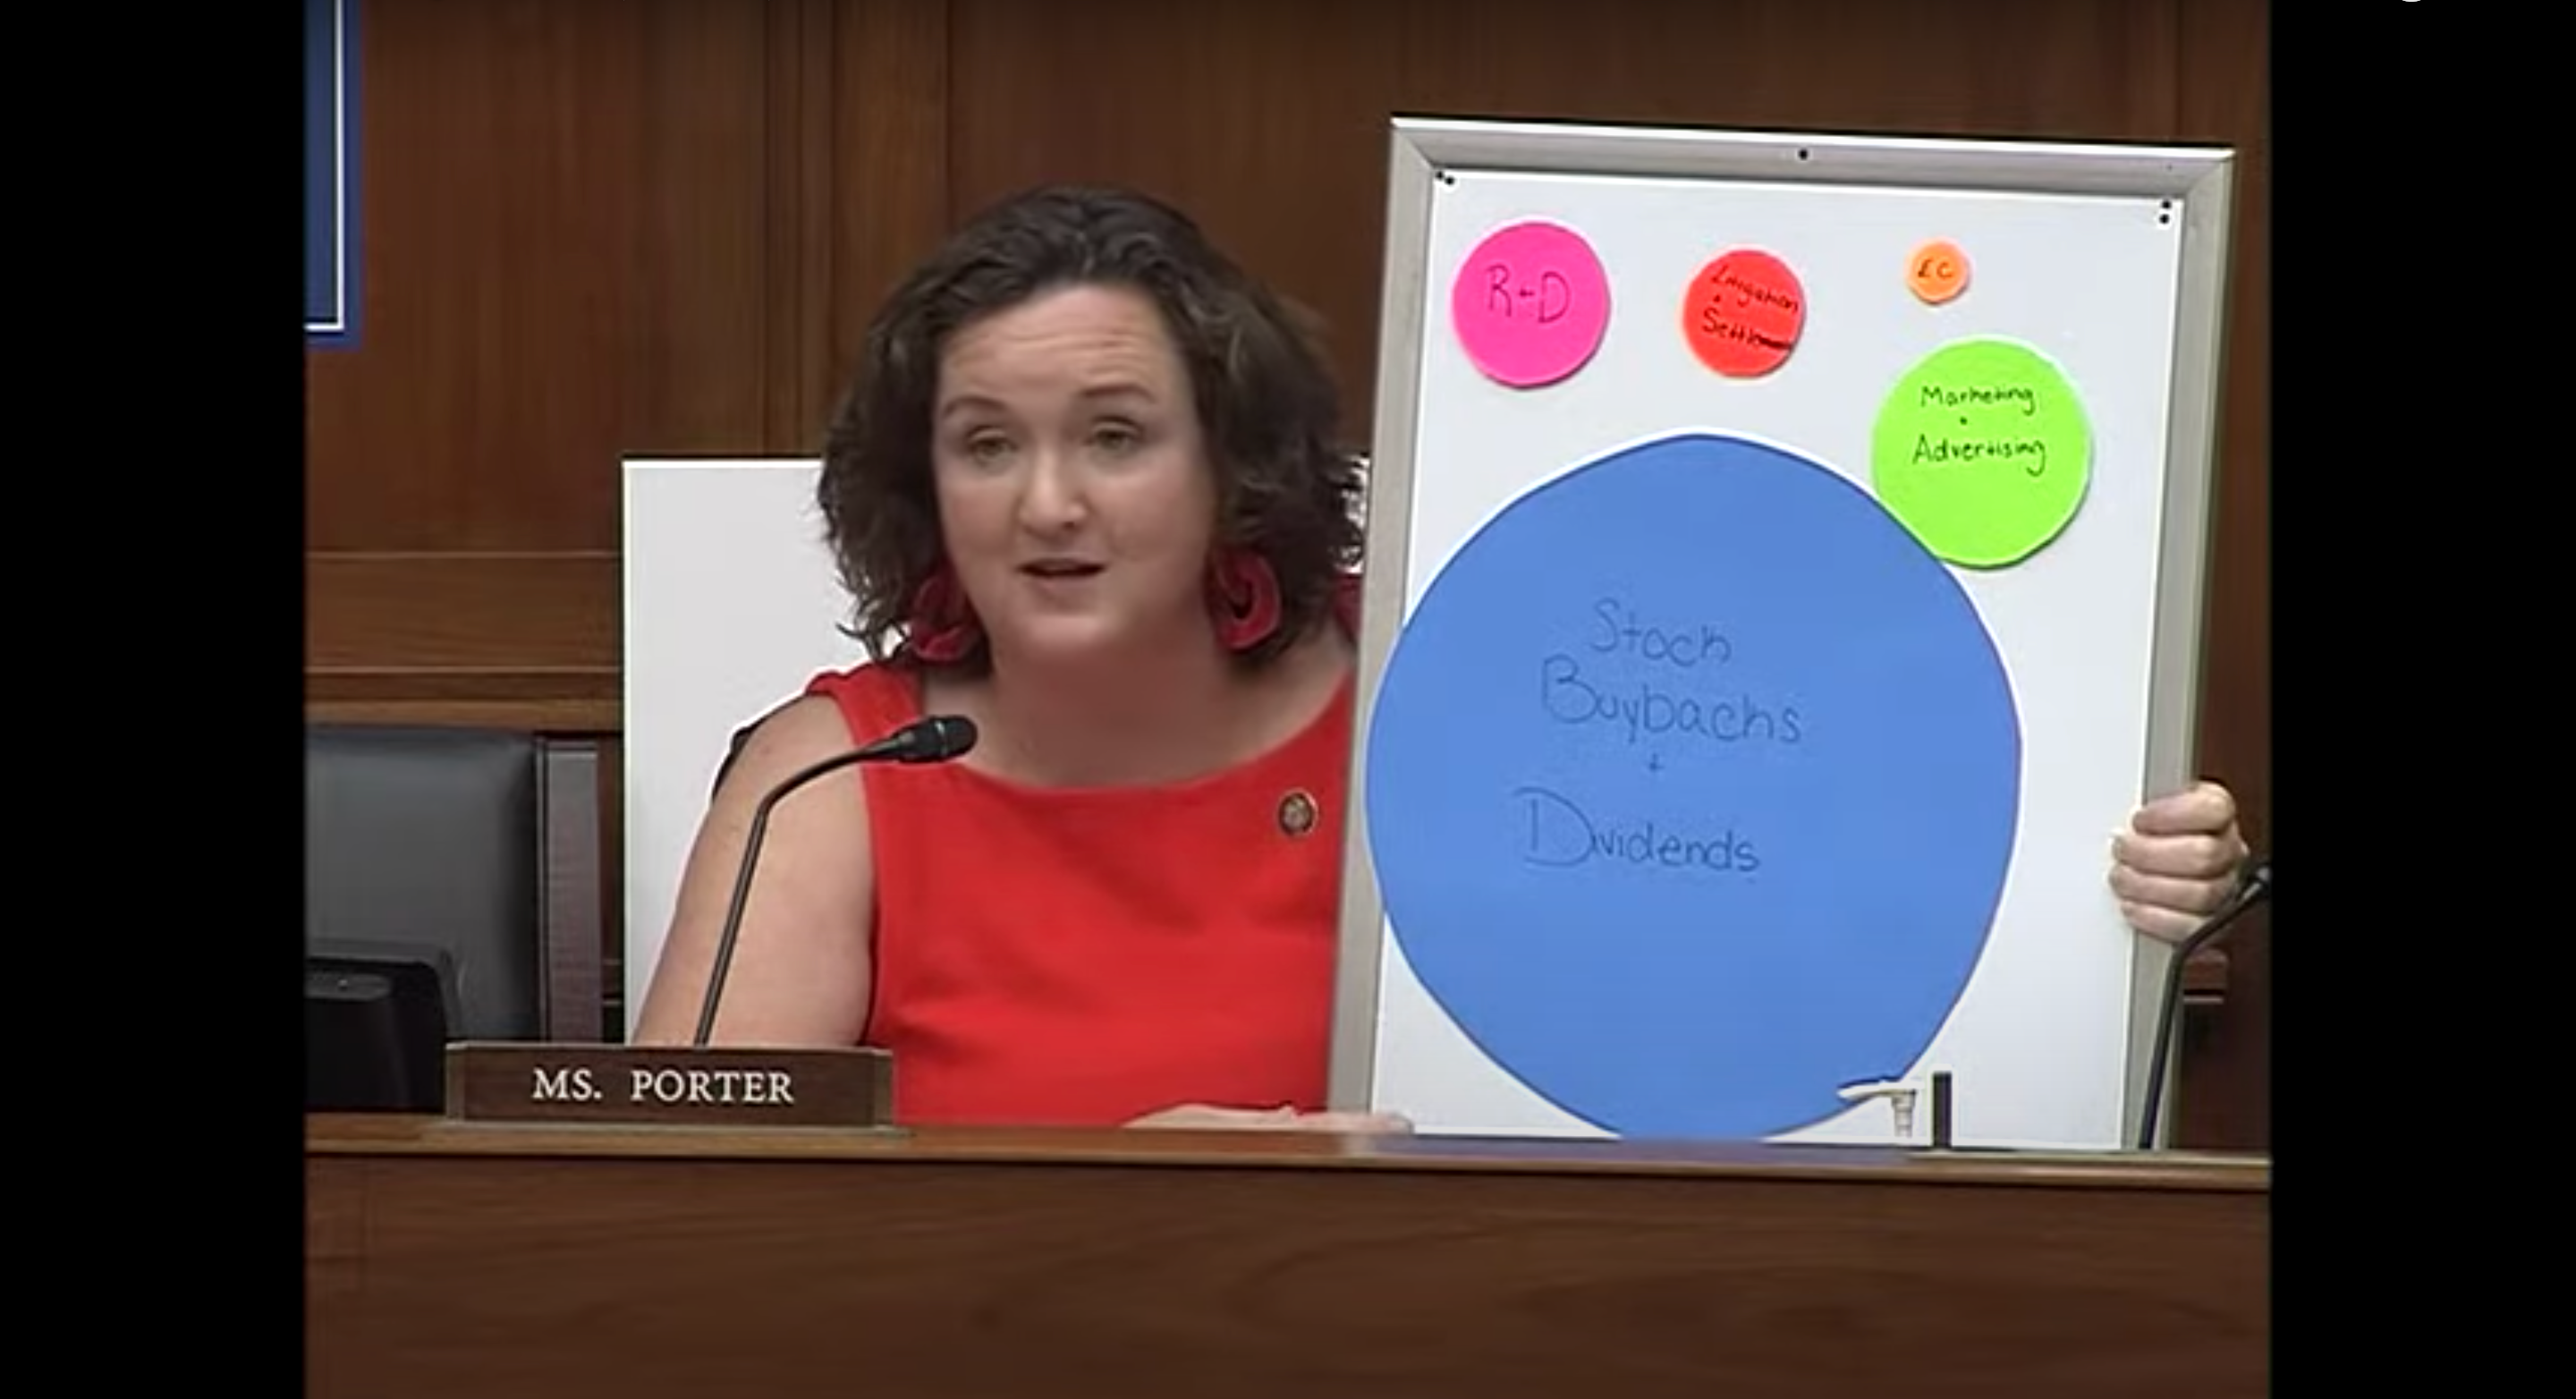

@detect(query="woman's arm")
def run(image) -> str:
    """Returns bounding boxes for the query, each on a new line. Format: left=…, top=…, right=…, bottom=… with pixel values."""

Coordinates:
left=630, top=696, right=877, bottom=1047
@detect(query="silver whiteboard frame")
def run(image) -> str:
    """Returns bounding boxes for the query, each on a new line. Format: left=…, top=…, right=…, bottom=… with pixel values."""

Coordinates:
left=1328, top=117, right=2239, bottom=1149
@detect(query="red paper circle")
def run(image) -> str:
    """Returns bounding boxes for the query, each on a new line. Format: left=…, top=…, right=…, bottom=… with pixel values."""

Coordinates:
left=1682, top=250, right=1807, bottom=378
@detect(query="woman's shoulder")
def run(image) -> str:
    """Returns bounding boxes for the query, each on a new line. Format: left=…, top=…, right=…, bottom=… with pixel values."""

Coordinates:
left=804, top=659, right=924, bottom=727
left=708, top=662, right=919, bottom=799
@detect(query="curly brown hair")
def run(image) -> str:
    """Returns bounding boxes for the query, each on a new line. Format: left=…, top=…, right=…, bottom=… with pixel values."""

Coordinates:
left=817, top=185, right=1361, bottom=674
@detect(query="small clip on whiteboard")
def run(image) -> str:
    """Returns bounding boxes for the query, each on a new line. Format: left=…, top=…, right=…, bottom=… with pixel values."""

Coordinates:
left=1839, top=1079, right=1921, bottom=1142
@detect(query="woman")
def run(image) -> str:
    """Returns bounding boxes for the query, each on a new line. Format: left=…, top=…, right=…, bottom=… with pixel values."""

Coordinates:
left=631, top=186, right=2251, bottom=1131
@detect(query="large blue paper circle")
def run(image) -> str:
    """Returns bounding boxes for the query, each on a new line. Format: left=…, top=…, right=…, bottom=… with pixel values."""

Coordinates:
left=1365, top=431, right=2021, bottom=1138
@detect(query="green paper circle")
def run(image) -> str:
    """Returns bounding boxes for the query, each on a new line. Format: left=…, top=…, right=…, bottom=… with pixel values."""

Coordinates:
left=1870, top=338, right=2091, bottom=568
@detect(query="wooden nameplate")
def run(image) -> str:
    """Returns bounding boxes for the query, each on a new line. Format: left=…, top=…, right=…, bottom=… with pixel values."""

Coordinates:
left=444, top=1042, right=895, bottom=1130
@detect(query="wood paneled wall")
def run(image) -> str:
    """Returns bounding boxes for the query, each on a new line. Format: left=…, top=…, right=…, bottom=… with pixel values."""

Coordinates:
left=306, top=0, right=2270, bottom=1148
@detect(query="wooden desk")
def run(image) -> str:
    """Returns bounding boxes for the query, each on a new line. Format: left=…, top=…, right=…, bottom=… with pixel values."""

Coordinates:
left=308, top=1114, right=2267, bottom=1398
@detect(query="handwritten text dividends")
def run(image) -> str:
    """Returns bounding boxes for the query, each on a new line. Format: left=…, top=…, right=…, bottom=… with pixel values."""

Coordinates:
left=1539, top=598, right=1805, bottom=748
left=1516, top=784, right=1761, bottom=874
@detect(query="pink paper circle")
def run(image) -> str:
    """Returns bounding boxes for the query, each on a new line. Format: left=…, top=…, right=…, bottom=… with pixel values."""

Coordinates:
left=1450, top=220, right=1611, bottom=388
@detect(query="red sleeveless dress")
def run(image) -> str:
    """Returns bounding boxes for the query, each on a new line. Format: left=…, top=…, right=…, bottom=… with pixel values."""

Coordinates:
left=802, top=645, right=1353, bottom=1128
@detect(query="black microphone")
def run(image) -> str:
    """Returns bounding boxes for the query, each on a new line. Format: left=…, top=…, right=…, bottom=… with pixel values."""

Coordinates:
left=2134, top=853, right=2271, bottom=1149
left=691, top=714, right=979, bottom=1047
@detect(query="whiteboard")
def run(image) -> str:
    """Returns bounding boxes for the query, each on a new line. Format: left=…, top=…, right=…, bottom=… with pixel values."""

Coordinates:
left=620, top=460, right=861, bottom=1024
left=1328, top=119, right=2236, bottom=1150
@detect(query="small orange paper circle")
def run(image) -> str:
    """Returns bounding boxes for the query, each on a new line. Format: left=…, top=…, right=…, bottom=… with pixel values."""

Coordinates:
left=1907, top=241, right=1970, bottom=305
left=1682, top=249, right=1806, bottom=378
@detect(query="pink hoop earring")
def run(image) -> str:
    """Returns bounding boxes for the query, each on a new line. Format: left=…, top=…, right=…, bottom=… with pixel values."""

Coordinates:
left=1207, top=547, right=1283, bottom=651
left=904, top=563, right=983, bottom=663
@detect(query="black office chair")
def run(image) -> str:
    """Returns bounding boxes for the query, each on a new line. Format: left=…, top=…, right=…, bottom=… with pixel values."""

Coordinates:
left=305, top=725, right=606, bottom=1043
